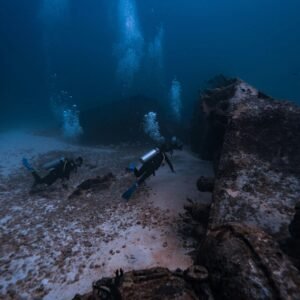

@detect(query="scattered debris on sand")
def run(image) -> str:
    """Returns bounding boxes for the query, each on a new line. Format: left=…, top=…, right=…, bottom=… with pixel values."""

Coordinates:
left=0, top=132, right=211, bottom=300
left=73, top=266, right=212, bottom=300
left=68, top=173, right=116, bottom=199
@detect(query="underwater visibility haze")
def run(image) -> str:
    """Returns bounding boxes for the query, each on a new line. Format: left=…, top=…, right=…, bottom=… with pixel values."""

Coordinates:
left=1, top=0, right=300, bottom=132
left=1, top=1, right=300, bottom=299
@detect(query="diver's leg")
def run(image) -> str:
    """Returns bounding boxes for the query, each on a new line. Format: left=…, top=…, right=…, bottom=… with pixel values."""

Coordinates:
left=122, top=171, right=153, bottom=201
left=22, top=158, right=44, bottom=186
left=137, top=171, right=152, bottom=186
left=42, top=170, right=59, bottom=186
left=31, top=171, right=43, bottom=185
left=122, top=172, right=147, bottom=200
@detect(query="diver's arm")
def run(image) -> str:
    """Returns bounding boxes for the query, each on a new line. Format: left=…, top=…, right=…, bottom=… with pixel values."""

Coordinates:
left=73, top=162, right=78, bottom=173
left=164, top=153, right=175, bottom=173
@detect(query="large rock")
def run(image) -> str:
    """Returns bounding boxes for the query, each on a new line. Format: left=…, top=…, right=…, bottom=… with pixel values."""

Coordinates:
left=200, top=223, right=300, bottom=300
left=193, top=78, right=300, bottom=299
left=68, top=173, right=115, bottom=199
left=196, top=79, right=300, bottom=237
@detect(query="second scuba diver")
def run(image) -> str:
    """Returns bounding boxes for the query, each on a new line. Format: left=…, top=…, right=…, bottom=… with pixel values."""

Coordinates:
left=122, top=137, right=183, bottom=200
left=22, top=156, right=83, bottom=189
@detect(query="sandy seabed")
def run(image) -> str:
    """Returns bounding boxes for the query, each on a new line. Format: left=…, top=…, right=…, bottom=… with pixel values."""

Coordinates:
left=0, top=131, right=213, bottom=300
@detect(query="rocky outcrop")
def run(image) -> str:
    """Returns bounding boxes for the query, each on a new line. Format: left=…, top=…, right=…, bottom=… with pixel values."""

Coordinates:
left=195, top=79, right=300, bottom=238
left=73, top=267, right=212, bottom=300
left=191, top=78, right=300, bottom=299
left=68, top=173, right=115, bottom=199
left=200, top=223, right=300, bottom=300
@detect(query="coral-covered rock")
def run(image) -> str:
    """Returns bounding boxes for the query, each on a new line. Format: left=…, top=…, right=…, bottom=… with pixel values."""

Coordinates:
left=73, top=267, right=212, bottom=300
left=201, top=223, right=300, bottom=300
left=193, top=78, right=300, bottom=298
left=184, top=199, right=210, bottom=226
left=195, top=79, right=300, bottom=238
left=68, top=173, right=115, bottom=199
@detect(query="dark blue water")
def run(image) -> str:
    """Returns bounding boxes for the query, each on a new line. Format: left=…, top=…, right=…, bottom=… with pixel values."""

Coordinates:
left=1, top=0, right=300, bottom=130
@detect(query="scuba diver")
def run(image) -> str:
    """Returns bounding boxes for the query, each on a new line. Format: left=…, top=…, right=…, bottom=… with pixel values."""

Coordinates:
left=122, top=137, right=183, bottom=200
left=22, top=156, right=83, bottom=189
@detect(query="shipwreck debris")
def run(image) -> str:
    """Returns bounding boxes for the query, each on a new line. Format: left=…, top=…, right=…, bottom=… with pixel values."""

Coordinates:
left=193, top=77, right=300, bottom=299
left=68, top=173, right=115, bottom=199
left=73, top=266, right=212, bottom=300
left=201, top=223, right=300, bottom=300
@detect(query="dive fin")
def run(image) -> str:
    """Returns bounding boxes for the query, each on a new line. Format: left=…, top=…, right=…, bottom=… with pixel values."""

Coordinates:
left=22, top=158, right=34, bottom=172
left=122, top=183, right=138, bottom=201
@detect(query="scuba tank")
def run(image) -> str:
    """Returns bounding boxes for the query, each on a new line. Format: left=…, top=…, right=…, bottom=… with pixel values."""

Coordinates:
left=42, top=157, right=65, bottom=170
left=140, top=148, right=160, bottom=163
left=134, top=148, right=160, bottom=177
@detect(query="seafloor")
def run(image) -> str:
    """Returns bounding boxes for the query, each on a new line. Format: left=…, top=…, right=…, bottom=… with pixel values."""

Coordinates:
left=0, top=131, right=213, bottom=299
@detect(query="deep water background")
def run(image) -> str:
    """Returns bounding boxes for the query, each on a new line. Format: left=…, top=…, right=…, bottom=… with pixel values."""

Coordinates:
left=1, top=0, right=300, bottom=133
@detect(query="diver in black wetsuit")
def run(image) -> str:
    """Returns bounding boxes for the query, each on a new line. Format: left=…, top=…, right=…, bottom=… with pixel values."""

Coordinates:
left=122, top=137, right=183, bottom=200
left=22, top=156, right=83, bottom=188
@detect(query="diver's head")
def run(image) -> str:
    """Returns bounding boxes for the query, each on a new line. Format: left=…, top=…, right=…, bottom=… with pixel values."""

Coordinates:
left=158, top=136, right=166, bottom=145
left=75, top=156, right=83, bottom=167
left=171, top=136, right=183, bottom=151
left=157, top=136, right=167, bottom=152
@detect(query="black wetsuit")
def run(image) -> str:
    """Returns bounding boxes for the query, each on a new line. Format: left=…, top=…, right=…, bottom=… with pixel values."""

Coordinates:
left=122, top=142, right=180, bottom=200
left=134, top=150, right=174, bottom=186
left=31, top=159, right=77, bottom=186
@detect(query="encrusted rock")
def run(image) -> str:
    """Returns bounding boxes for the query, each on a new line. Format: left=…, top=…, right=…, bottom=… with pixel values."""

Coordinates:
left=184, top=199, right=210, bottom=225
left=201, top=223, right=300, bottom=300
left=68, top=173, right=115, bottom=199
left=184, top=265, right=208, bottom=282
left=73, top=267, right=210, bottom=300
left=197, top=176, right=214, bottom=192
left=194, top=79, right=300, bottom=238
left=193, top=78, right=300, bottom=298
